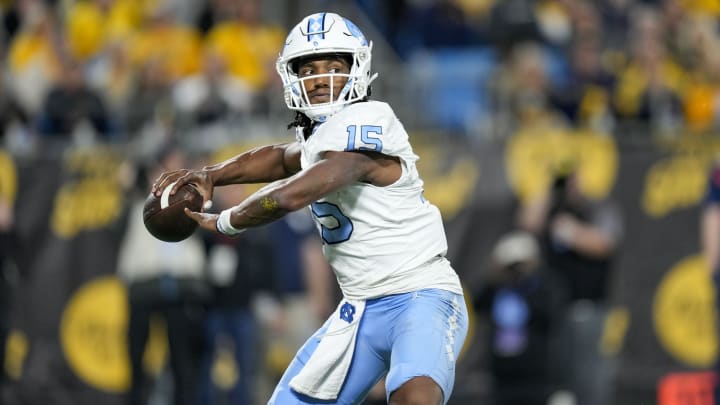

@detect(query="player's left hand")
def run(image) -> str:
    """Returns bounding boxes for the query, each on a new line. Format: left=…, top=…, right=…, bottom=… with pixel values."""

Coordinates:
left=184, top=208, right=219, bottom=233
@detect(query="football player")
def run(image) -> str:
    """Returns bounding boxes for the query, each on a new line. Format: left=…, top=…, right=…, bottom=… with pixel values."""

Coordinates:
left=152, top=12, right=468, bottom=405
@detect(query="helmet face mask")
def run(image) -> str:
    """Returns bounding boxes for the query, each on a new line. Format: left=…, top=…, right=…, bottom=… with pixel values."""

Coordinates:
left=277, top=13, right=377, bottom=122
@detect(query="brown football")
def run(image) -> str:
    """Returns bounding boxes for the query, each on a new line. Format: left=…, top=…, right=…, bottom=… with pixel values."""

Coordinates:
left=143, top=183, right=203, bottom=242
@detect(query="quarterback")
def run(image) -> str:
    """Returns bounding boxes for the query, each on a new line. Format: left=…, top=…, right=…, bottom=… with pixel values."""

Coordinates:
left=152, top=12, right=468, bottom=405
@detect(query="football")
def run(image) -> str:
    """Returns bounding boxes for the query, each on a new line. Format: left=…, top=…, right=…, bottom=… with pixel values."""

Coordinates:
left=143, top=183, right=204, bottom=242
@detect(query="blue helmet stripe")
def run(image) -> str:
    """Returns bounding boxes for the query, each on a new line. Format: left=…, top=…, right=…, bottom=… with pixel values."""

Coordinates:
left=307, top=13, right=326, bottom=42
left=343, top=18, right=368, bottom=46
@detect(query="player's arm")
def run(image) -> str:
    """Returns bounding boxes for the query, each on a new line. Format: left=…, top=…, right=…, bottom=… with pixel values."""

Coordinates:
left=204, top=142, right=302, bottom=186
left=186, top=150, right=400, bottom=233
left=152, top=142, right=301, bottom=203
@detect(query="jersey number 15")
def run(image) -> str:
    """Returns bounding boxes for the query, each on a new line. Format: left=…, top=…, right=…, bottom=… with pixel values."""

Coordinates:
left=345, top=125, right=383, bottom=152
left=312, top=125, right=384, bottom=244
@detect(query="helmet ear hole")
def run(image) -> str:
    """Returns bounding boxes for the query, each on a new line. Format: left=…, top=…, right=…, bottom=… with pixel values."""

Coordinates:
left=354, top=83, right=365, bottom=97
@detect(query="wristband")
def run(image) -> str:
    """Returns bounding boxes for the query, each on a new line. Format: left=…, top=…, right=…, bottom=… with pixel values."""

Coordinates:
left=216, top=208, right=246, bottom=236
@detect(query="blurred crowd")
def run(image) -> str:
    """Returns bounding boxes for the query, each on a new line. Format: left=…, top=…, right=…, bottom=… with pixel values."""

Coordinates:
left=0, top=0, right=716, bottom=404
left=0, top=0, right=719, bottom=151
left=0, top=0, right=288, bottom=155
left=362, top=0, right=720, bottom=139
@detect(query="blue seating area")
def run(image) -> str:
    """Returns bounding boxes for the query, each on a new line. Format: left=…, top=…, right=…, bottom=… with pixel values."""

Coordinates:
left=408, top=47, right=497, bottom=136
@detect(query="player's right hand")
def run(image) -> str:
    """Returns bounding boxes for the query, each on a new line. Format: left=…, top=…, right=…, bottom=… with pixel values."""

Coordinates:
left=152, top=169, right=214, bottom=210
left=183, top=207, right=219, bottom=232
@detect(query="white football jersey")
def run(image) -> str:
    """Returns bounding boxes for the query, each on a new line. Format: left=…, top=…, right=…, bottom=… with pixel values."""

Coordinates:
left=298, top=101, right=463, bottom=300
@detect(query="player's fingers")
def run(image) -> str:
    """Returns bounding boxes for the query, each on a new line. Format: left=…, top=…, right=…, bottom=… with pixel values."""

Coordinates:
left=151, top=172, right=170, bottom=194
left=184, top=208, right=218, bottom=232
left=152, top=170, right=183, bottom=196
left=183, top=207, right=205, bottom=223
left=171, top=171, right=200, bottom=195
left=187, top=176, right=213, bottom=207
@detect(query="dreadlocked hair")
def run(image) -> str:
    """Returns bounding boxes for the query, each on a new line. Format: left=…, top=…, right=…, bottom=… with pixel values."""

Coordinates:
left=287, top=112, right=314, bottom=139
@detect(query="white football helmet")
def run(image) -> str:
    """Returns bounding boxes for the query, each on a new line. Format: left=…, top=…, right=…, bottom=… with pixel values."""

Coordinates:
left=277, top=12, right=378, bottom=122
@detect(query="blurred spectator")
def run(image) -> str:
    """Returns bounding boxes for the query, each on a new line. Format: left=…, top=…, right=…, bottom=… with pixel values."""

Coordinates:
left=1, top=1, right=21, bottom=45
left=613, top=5, right=685, bottom=134
left=0, top=151, right=17, bottom=392
left=491, top=42, right=569, bottom=137
left=172, top=48, right=254, bottom=130
left=534, top=1, right=574, bottom=49
left=195, top=0, right=236, bottom=34
left=0, top=70, right=31, bottom=145
left=197, top=184, right=276, bottom=405
left=596, top=0, right=633, bottom=51
left=6, top=0, right=63, bottom=116
left=474, top=230, right=568, bottom=405
left=487, top=0, right=543, bottom=55
left=701, top=161, right=720, bottom=404
left=126, top=1, right=202, bottom=83
left=519, top=167, right=623, bottom=315
left=37, top=58, right=114, bottom=139
left=59, top=0, right=151, bottom=131
left=202, top=0, right=283, bottom=97
left=86, top=39, right=136, bottom=124
left=61, top=0, right=144, bottom=85
left=518, top=167, right=623, bottom=405
left=655, top=0, right=689, bottom=66
left=672, top=13, right=720, bottom=133
left=116, top=145, right=208, bottom=405
left=560, top=0, right=611, bottom=47
left=122, top=57, right=174, bottom=139
left=550, top=36, right=617, bottom=133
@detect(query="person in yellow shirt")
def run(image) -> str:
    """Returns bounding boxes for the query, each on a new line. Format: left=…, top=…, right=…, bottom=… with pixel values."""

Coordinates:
left=203, top=0, right=284, bottom=92
left=7, top=0, right=63, bottom=114
left=126, top=2, right=202, bottom=82
left=613, top=8, right=686, bottom=133
left=63, top=0, right=143, bottom=62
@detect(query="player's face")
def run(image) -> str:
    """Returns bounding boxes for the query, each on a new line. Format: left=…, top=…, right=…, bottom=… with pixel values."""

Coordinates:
left=297, top=56, right=351, bottom=105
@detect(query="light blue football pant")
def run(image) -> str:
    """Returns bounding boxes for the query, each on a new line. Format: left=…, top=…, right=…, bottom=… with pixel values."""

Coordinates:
left=268, top=288, right=469, bottom=404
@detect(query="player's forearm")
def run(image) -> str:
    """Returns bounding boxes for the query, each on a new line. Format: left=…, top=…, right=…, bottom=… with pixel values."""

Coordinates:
left=204, top=143, right=295, bottom=186
left=226, top=154, right=365, bottom=229
left=225, top=180, right=297, bottom=228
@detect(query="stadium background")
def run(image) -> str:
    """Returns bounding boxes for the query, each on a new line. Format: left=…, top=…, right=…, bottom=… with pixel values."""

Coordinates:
left=0, top=0, right=719, bottom=404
